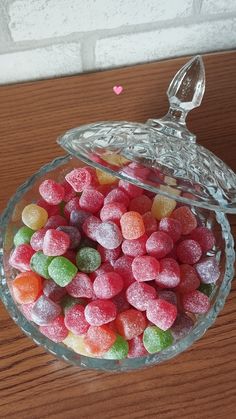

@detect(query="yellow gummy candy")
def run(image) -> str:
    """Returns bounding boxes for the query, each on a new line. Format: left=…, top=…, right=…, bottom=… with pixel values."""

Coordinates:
left=63, top=332, right=94, bottom=357
left=151, top=194, right=177, bottom=220
left=102, top=154, right=130, bottom=167
left=22, top=204, right=48, bottom=230
left=160, top=184, right=181, bottom=196
left=96, top=169, right=118, bottom=185
left=164, top=176, right=177, bottom=186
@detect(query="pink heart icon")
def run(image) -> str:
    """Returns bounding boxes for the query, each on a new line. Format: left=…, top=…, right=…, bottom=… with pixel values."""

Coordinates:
left=113, top=85, right=123, bottom=95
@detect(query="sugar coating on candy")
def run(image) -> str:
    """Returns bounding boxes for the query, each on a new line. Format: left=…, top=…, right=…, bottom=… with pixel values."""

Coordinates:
left=143, top=326, right=173, bottom=354
left=120, top=211, right=145, bottom=240
left=93, top=272, right=124, bottom=299
left=63, top=332, right=94, bottom=357
left=84, top=299, right=117, bottom=326
left=97, top=244, right=121, bottom=263
left=9, top=244, right=35, bottom=272
left=30, top=251, right=54, bottom=279
left=151, top=194, right=176, bottom=221
left=103, top=335, right=129, bottom=359
left=142, top=211, right=158, bottom=236
left=190, top=227, right=216, bottom=252
left=132, top=256, right=160, bottom=282
left=60, top=180, right=76, bottom=202
left=195, top=257, right=220, bottom=284
left=96, top=169, right=118, bottom=185
left=158, top=217, right=182, bottom=242
left=115, top=309, right=146, bottom=340
left=57, top=226, right=81, bottom=249
left=48, top=256, right=78, bottom=287
left=104, top=188, right=130, bottom=207
left=146, top=231, right=173, bottom=259
left=84, top=325, right=116, bottom=355
left=171, top=206, right=197, bottom=235
left=22, top=204, right=48, bottom=230
left=82, top=215, right=101, bottom=241
left=114, top=255, right=135, bottom=288
left=46, top=215, right=68, bottom=229
left=12, top=271, right=42, bottom=304
left=64, top=304, right=89, bottom=335
left=43, top=279, right=67, bottom=302
left=146, top=299, right=177, bottom=331
left=20, top=302, right=35, bottom=321
left=14, top=226, right=34, bottom=247
left=61, top=295, right=86, bottom=313
left=76, top=247, right=101, bottom=273
left=31, top=295, right=61, bottom=326
left=112, top=291, right=131, bottom=312
left=158, top=290, right=178, bottom=306
left=100, top=202, right=127, bottom=223
left=129, top=195, right=152, bottom=214
left=171, top=313, right=194, bottom=341
left=155, top=258, right=180, bottom=288
left=127, top=334, right=148, bottom=358
left=66, top=272, right=94, bottom=299
left=96, top=221, right=123, bottom=249
left=30, top=228, right=48, bottom=251
left=65, top=167, right=97, bottom=192
left=176, top=239, right=202, bottom=264
left=122, top=234, right=147, bottom=257
left=182, top=290, right=210, bottom=314
left=43, top=229, right=70, bottom=256
left=126, top=282, right=156, bottom=311
left=79, top=189, right=104, bottom=213
left=64, top=197, right=81, bottom=218
left=39, top=316, right=68, bottom=342
left=90, top=262, right=114, bottom=281
left=39, top=179, right=65, bottom=205
left=119, top=180, right=143, bottom=198
left=176, top=264, right=200, bottom=293
left=70, top=209, right=91, bottom=228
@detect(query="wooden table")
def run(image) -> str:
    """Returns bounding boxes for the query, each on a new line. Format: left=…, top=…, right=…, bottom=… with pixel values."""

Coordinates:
left=0, top=51, right=236, bottom=419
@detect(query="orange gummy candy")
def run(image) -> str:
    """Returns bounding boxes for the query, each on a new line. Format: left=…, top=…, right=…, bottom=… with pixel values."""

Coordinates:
left=12, top=271, right=43, bottom=304
left=84, top=325, right=116, bottom=355
left=120, top=211, right=145, bottom=240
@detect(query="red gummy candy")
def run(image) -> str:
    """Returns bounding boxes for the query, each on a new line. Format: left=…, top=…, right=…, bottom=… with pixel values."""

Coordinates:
left=190, top=227, right=216, bottom=252
left=93, top=272, right=124, bottom=299
left=64, top=304, right=90, bottom=335
left=90, top=262, right=114, bottom=281
left=182, top=290, right=210, bottom=314
left=115, top=309, right=146, bottom=340
left=84, top=325, right=116, bottom=355
left=158, top=217, right=182, bottom=242
left=65, top=167, right=97, bottom=192
left=84, top=299, right=117, bottom=326
left=57, top=226, right=81, bottom=249
left=155, top=258, right=180, bottom=288
left=129, top=195, right=152, bottom=214
left=97, top=244, right=121, bottom=263
left=37, top=199, right=60, bottom=217
left=176, top=264, right=200, bottom=293
left=112, top=291, right=131, bottom=312
left=126, top=282, right=156, bottom=311
left=142, top=211, right=158, bottom=236
left=79, top=189, right=104, bottom=213
left=171, top=206, right=197, bottom=235
left=43, top=279, right=67, bottom=302
left=119, top=180, right=143, bottom=198
left=146, top=299, right=177, bottom=331
left=132, top=256, right=160, bottom=282
left=176, top=239, right=202, bottom=264
left=39, top=316, right=68, bottom=342
left=127, top=334, right=148, bottom=358
left=39, top=179, right=65, bottom=205
left=100, top=202, right=127, bottom=223
left=9, top=244, right=35, bottom=272
left=66, top=273, right=94, bottom=299
left=82, top=215, right=101, bottom=241
left=64, top=197, right=81, bottom=218
left=113, top=255, right=135, bottom=289
left=96, top=221, right=123, bottom=250
left=46, top=215, right=68, bottom=229
left=60, top=180, right=76, bottom=202
left=43, top=229, right=70, bottom=256
left=122, top=234, right=147, bottom=257
left=146, top=231, right=173, bottom=259
left=104, top=188, right=130, bottom=207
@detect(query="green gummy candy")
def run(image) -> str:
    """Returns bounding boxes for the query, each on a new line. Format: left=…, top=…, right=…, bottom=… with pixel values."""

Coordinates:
left=76, top=247, right=101, bottom=273
left=103, top=335, right=129, bottom=360
left=14, top=226, right=34, bottom=246
left=143, top=326, right=173, bottom=354
left=48, top=256, right=78, bottom=287
left=61, top=295, right=86, bottom=313
left=198, top=283, right=215, bottom=297
left=30, top=251, right=54, bottom=279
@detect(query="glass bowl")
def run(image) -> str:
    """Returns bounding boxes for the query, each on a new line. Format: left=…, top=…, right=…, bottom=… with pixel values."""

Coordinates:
left=0, top=155, right=235, bottom=371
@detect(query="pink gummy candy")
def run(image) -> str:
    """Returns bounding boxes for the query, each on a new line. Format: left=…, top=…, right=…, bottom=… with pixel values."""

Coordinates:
left=30, top=228, right=48, bottom=251
left=31, top=295, right=61, bottom=326
left=39, top=316, right=68, bottom=342
left=176, top=239, right=202, bottom=264
left=79, top=189, right=104, bottom=213
left=100, top=202, right=127, bottom=223
left=96, top=221, right=123, bottom=250
left=43, top=229, right=70, bottom=256
left=126, top=282, right=156, bottom=311
left=158, top=217, right=182, bottom=242
left=82, top=215, right=101, bottom=241
left=182, top=290, right=210, bottom=314
left=176, top=264, right=200, bottom=293
left=155, top=258, right=180, bottom=288
left=39, top=179, right=65, bottom=205
left=195, top=257, right=220, bottom=284
left=171, top=313, right=194, bottom=340
left=66, top=273, right=94, bottom=299
left=84, top=299, right=117, bottom=326
left=57, top=226, right=81, bottom=249
left=132, top=255, right=160, bottom=282
left=146, top=299, right=177, bottom=331
left=113, top=255, right=135, bottom=289
left=127, top=334, right=148, bottom=358
left=64, top=304, right=90, bottom=335
left=43, top=279, right=67, bottom=302
left=60, top=180, right=76, bottom=202
left=64, top=197, right=81, bottom=218
left=65, top=167, right=97, bottom=192
left=158, top=290, right=178, bottom=306
left=146, top=231, right=173, bottom=259
left=190, top=227, right=216, bottom=252
left=122, top=234, right=147, bottom=257
left=9, top=244, right=35, bottom=272
left=97, top=244, right=121, bottom=263
left=93, top=272, right=124, bottom=299
left=104, top=188, right=130, bottom=207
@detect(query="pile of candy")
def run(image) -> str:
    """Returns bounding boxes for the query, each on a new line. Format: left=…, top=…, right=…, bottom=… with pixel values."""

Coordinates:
left=9, top=161, right=220, bottom=360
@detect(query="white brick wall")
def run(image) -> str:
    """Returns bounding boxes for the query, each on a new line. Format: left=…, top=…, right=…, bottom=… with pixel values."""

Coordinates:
left=0, top=0, right=235, bottom=84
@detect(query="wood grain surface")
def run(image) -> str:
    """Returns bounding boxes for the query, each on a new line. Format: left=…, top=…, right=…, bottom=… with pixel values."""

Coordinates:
left=0, top=51, right=236, bottom=419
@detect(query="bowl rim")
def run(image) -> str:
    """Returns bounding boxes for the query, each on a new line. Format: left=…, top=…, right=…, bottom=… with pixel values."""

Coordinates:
left=0, top=155, right=235, bottom=371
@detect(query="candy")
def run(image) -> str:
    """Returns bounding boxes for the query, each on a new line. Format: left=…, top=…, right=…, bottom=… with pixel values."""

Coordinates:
left=63, top=332, right=93, bottom=356
left=43, top=279, right=67, bottom=302
left=120, top=211, right=145, bottom=240
left=37, top=199, right=60, bottom=217
left=84, top=300, right=117, bottom=326
left=158, top=217, right=182, bottom=242
left=100, top=202, right=127, bottom=223
left=30, top=228, right=48, bottom=251
left=151, top=194, right=176, bottom=220
left=176, top=264, right=200, bottom=293
left=84, top=325, right=116, bottom=355
left=45, top=215, right=68, bottom=229
left=170, top=313, right=194, bottom=340
left=79, top=189, right=104, bottom=213
left=143, top=326, right=173, bottom=354
left=155, top=258, right=180, bottom=288
left=158, top=290, right=177, bottom=306
left=122, top=234, right=147, bottom=257
left=39, top=316, right=68, bottom=342
left=14, top=226, right=34, bottom=246
left=96, top=221, right=123, bottom=249
left=129, top=195, right=152, bottom=214
left=182, top=290, right=210, bottom=314
left=112, top=291, right=131, bottom=312
left=126, top=282, right=156, bottom=311
left=65, top=167, right=96, bottom=192
left=64, top=249, right=77, bottom=264
left=113, top=255, right=135, bottom=289
left=127, top=334, right=148, bottom=358
left=176, top=239, right=202, bottom=264
left=66, top=273, right=94, bottom=299
left=104, top=188, right=130, bottom=207
left=190, top=227, right=216, bottom=252
left=146, top=299, right=177, bottom=331
left=39, top=179, right=65, bottom=205
left=93, top=272, right=124, bottom=299
left=22, top=203, right=48, bottom=230
left=60, top=180, right=76, bottom=202
left=96, top=169, right=117, bottom=185
left=146, top=231, right=173, bottom=259
left=115, top=309, right=146, bottom=340
left=64, top=304, right=89, bottom=335
left=103, top=335, right=129, bottom=359
left=61, top=295, right=86, bottom=313
left=12, top=271, right=42, bottom=304
left=90, top=262, right=114, bottom=280
left=57, top=226, right=81, bottom=249
left=9, top=244, right=35, bottom=271
left=30, top=251, right=54, bottom=279
left=20, top=302, right=35, bottom=321
left=123, top=162, right=151, bottom=180
left=76, top=247, right=101, bottom=273
left=69, top=209, right=91, bottom=228
left=132, top=255, right=160, bottom=282
left=97, top=244, right=121, bottom=263
left=119, top=180, right=143, bottom=198
left=82, top=215, right=101, bottom=240
left=31, top=295, right=61, bottom=325
left=64, top=197, right=81, bottom=218
left=171, top=206, right=197, bottom=235
left=43, top=229, right=70, bottom=256
left=48, top=256, right=78, bottom=287
left=142, top=211, right=158, bottom=236
left=195, top=257, right=220, bottom=284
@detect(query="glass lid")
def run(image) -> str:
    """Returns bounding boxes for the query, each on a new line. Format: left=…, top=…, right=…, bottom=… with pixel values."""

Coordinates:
left=58, top=56, right=236, bottom=214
